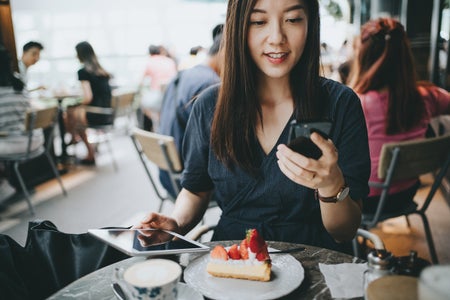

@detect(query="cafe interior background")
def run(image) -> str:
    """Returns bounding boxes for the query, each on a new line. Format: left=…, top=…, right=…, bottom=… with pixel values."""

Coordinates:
left=1, top=0, right=450, bottom=264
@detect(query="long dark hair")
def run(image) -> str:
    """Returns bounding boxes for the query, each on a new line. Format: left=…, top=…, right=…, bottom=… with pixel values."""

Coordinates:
left=0, top=45, right=24, bottom=91
left=211, top=0, right=322, bottom=172
left=75, top=41, right=110, bottom=78
left=349, top=18, right=425, bottom=135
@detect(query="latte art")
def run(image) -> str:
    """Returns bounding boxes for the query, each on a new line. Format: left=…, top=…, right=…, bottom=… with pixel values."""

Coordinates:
left=124, top=259, right=181, bottom=288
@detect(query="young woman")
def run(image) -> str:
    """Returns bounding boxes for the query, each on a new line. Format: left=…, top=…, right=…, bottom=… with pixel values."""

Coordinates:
left=349, top=18, right=450, bottom=214
left=137, top=0, right=370, bottom=253
left=67, top=41, right=112, bottom=165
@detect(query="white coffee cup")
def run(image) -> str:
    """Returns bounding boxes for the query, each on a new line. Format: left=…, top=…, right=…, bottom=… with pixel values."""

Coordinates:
left=418, top=265, right=450, bottom=300
left=114, top=259, right=182, bottom=300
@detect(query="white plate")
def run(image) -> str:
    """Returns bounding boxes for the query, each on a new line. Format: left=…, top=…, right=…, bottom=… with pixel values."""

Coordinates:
left=178, top=282, right=203, bottom=300
left=184, top=248, right=304, bottom=300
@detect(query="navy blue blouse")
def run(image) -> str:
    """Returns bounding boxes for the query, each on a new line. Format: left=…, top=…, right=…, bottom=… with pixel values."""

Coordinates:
left=181, top=79, right=370, bottom=253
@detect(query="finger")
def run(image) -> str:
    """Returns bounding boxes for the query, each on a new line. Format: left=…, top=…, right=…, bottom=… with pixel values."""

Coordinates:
left=136, top=212, right=162, bottom=228
left=277, top=144, right=310, bottom=168
left=310, top=132, right=337, bottom=158
left=277, top=160, right=316, bottom=186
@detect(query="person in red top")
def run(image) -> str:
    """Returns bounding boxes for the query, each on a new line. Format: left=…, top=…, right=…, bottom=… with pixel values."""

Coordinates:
left=349, top=18, right=450, bottom=213
left=139, top=45, right=177, bottom=131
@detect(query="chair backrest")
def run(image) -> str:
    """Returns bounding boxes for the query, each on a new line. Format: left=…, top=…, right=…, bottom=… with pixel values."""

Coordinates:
left=25, top=106, right=58, bottom=131
left=132, top=128, right=182, bottom=172
left=378, top=134, right=450, bottom=181
left=112, top=92, right=135, bottom=113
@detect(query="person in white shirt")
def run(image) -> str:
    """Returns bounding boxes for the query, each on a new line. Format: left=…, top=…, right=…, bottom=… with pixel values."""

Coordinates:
left=18, top=41, right=44, bottom=91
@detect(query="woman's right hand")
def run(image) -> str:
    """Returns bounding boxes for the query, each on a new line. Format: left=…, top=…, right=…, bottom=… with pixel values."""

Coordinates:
left=133, top=212, right=180, bottom=233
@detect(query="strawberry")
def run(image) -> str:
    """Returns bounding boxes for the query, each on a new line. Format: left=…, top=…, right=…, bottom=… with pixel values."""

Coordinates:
left=256, top=246, right=270, bottom=261
left=246, top=229, right=265, bottom=253
left=210, top=245, right=228, bottom=260
left=239, top=238, right=249, bottom=259
left=227, top=244, right=240, bottom=260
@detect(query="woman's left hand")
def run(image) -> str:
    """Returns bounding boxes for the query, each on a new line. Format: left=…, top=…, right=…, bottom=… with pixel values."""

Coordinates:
left=276, top=132, right=344, bottom=195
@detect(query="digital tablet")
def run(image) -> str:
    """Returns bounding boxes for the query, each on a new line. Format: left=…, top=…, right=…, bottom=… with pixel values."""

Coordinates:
left=88, top=228, right=210, bottom=257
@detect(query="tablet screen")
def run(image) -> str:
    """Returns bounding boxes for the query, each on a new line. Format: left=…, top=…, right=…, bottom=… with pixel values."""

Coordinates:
left=88, top=228, right=209, bottom=256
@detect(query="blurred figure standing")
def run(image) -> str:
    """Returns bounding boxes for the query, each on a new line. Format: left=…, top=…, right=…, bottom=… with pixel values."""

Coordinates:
left=349, top=18, right=450, bottom=214
left=177, top=45, right=206, bottom=71
left=139, top=45, right=177, bottom=131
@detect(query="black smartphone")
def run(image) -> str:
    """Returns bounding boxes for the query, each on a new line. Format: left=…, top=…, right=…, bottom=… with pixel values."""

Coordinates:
left=287, top=120, right=332, bottom=159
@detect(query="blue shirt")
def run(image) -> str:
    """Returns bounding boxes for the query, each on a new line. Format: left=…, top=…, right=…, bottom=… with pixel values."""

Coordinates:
left=181, top=78, right=370, bottom=253
left=158, top=64, right=219, bottom=197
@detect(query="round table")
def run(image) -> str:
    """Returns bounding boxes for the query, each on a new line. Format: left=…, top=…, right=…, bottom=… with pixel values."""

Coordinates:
left=48, top=241, right=364, bottom=299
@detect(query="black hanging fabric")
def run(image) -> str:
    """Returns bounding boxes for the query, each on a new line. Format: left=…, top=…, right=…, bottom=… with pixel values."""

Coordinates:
left=0, top=220, right=129, bottom=300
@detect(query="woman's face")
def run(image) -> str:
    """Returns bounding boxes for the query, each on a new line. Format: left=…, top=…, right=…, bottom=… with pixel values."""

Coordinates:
left=247, top=0, right=308, bottom=82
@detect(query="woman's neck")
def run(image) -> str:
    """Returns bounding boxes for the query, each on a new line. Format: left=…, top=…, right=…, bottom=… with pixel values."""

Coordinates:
left=257, top=76, right=292, bottom=106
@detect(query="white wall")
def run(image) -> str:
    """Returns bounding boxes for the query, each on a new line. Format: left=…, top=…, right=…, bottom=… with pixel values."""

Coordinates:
left=10, top=0, right=354, bottom=90
left=11, top=0, right=227, bottom=90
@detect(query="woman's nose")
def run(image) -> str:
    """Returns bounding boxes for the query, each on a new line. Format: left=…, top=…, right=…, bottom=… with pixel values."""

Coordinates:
left=267, top=22, right=285, bottom=45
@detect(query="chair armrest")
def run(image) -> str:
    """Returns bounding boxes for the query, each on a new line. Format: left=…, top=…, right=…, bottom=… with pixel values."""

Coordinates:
left=187, top=224, right=217, bottom=241
left=84, top=105, right=114, bottom=115
left=368, top=181, right=386, bottom=189
left=357, top=228, right=385, bottom=250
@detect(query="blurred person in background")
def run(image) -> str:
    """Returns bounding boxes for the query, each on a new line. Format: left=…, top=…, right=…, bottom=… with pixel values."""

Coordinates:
left=139, top=44, right=177, bottom=131
left=65, top=41, right=113, bottom=166
left=349, top=18, right=450, bottom=214
left=17, top=41, right=45, bottom=92
left=0, top=45, right=43, bottom=205
left=177, top=45, right=206, bottom=71
left=158, top=30, right=223, bottom=198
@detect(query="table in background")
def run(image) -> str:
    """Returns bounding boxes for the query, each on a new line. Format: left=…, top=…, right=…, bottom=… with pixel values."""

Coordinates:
left=51, top=94, right=81, bottom=160
left=48, top=241, right=364, bottom=300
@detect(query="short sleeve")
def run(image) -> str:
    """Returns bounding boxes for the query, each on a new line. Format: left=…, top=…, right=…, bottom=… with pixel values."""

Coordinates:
left=77, top=68, right=89, bottom=81
left=180, top=85, right=219, bottom=192
left=326, top=81, right=371, bottom=201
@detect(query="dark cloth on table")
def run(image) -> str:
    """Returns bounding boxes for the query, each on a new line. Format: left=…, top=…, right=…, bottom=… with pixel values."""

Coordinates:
left=158, top=64, right=220, bottom=197
left=78, top=68, right=113, bottom=126
left=0, top=220, right=128, bottom=300
left=181, top=79, right=370, bottom=254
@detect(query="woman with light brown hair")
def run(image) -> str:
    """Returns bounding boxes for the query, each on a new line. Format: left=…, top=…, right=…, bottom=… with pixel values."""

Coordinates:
left=349, top=18, right=450, bottom=214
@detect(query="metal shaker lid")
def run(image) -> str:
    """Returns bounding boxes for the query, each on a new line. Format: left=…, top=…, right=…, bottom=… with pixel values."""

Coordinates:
left=367, top=250, right=394, bottom=270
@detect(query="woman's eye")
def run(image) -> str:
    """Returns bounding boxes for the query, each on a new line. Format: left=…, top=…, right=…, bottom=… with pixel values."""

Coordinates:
left=250, top=20, right=266, bottom=26
left=286, top=18, right=303, bottom=23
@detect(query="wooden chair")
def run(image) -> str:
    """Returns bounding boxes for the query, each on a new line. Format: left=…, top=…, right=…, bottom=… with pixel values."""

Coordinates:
left=355, top=134, right=450, bottom=263
left=83, top=92, right=136, bottom=171
left=111, top=92, right=137, bottom=134
left=131, top=128, right=183, bottom=212
left=83, top=105, right=117, bottom=170
left=0, top=106, right=67, bottom=215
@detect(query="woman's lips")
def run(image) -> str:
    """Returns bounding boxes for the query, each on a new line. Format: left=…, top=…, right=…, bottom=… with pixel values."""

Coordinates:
left=265, top=52, right=288, bottom=64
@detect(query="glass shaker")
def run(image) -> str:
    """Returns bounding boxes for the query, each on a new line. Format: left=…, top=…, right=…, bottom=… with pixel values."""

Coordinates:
left=364, top=250, right=394, bottom=298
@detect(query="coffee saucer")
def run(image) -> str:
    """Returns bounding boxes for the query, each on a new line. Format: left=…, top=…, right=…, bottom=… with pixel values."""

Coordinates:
left=178, top=282, right=203, bottom=300
left=112, top=282, right=202, bottom=300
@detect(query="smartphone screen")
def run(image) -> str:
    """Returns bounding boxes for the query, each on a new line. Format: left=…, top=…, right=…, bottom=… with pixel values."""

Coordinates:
left=287, top=120, right=332, bottom=159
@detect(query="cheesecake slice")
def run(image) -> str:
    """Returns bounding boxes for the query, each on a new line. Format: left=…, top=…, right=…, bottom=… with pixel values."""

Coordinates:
left=206, top=229, right=272, bottom=282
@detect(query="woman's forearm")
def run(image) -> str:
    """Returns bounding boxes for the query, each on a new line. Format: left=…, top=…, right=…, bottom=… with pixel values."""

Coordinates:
left=320, top=196, right=362, bottom=242
left=171, top=188, right=212, bottom=235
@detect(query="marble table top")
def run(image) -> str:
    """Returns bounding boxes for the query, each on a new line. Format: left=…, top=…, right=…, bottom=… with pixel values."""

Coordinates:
left=48, top=241, right=364, bottom=300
